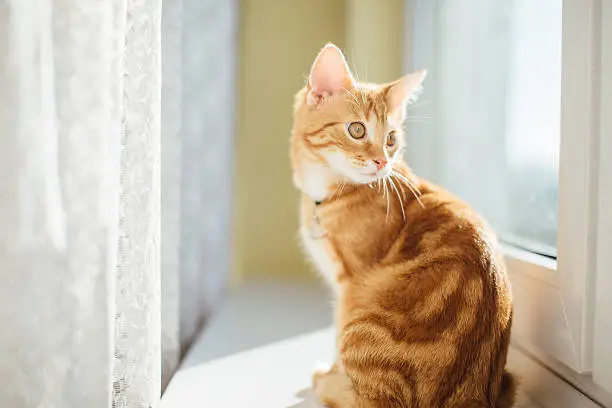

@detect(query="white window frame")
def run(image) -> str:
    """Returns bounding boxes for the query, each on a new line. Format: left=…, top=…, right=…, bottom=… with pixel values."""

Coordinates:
left=502, top=0, right=600, bottom=374
left=405, top=0, right=612, bottom=397
left=592, top=0, right=612, bottom=394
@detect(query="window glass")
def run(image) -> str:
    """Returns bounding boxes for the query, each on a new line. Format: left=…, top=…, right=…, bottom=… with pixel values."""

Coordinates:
left=407, top=0, right=561, bottom=257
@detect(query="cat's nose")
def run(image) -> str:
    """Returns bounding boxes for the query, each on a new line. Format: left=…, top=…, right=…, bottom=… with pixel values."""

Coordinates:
left=372, top=158, right=387, bottom=171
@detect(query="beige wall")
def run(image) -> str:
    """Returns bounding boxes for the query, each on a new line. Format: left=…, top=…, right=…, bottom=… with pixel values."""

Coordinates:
left=235, top=0, right=405, bottom=279
left=235, top=0, right=346, bottom=279
left=345, top=0, right=406, bottom=83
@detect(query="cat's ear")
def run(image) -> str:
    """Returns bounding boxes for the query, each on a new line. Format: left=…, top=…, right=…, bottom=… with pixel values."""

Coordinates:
left=307, top=43, right=355, bottom=105
left=385, top=70, right=427, bottom=120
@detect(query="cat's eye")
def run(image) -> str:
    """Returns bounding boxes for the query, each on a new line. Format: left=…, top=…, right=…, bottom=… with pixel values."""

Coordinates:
left=386, top=131, right=397, bottom=147
left=347, top=122, right=366, bottom=139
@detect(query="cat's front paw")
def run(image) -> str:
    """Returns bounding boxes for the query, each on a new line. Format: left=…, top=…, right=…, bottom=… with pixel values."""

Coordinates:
left=312, top=361, right=333, bottom=386
left=311, top=361, right=354, bottom=407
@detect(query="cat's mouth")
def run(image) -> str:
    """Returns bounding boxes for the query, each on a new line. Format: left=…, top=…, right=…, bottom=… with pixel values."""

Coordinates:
left=357, top=167, right=389, bottom=181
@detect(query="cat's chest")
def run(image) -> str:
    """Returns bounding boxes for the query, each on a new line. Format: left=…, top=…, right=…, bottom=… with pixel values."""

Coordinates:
left=299, top=204, right=343, bottom=291
left=299, top=198, right=402, bottom=289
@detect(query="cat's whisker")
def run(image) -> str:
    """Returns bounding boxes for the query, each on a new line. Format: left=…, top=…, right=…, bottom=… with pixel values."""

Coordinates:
left=343, top=88, right=360, bottom=106
left=392, top=147, right=407, bottom=160
left=350, top=53, right=360, bottom=84
left=331, top=182, right=339, bottom=198
left=406, top=115, right=434, bottom=120
left=383, top=177, right=389, bottom=200
left=411, top=186, right=426, bottom=209
left=391, top=171, right=422, bottom=195
left=392, top=172, right=425, bottom=209
left=409, top=180, right=423, bottom=197
left=332, top=181, right=345, bottom=199
left=343, top=90, right=361, bottom=110
left=405, top=109, right=433, bottom=115
left=405, top=117, right=434, bottom=123
left=348, top=60, right=366, bottom=106
left=390, top=170, right=409, bottom=184
left=349, top=55, right=365, bottom=107
left=406, top=119, right=433, bottom=126
left=405, top=182, right=425, bottom=209
left=391, top=170, right=420, bottom=194
left=345, top=99, right=360, bottom=109
left=383, top=177, right=390, bottom=223
left=405, top=100, right=434, bottom=112
left=388, top=176, right=406, bottom=221
left=337, top=181, right=347, bottom=197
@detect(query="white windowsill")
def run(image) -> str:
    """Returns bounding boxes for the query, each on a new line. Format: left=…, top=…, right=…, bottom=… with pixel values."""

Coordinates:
left=161, top=280, right=586, bottom=408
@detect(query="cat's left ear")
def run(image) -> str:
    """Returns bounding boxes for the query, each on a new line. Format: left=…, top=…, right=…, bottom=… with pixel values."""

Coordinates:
left=385, top=70, right=427, bottom=120
left=307, top=43, right=356, bottom=105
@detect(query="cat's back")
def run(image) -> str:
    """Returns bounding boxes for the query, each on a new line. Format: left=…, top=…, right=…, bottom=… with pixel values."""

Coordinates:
left=352, top=180, right=512, bottom=334
left=341, top=178, right=514, bottom=406
left=369, top=177, right=512, bottom=320
left=398, top=178, right=507, bottom=284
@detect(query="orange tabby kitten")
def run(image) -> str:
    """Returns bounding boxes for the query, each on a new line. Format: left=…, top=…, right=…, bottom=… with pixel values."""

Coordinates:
left=290, top=44, right=515, bottom=408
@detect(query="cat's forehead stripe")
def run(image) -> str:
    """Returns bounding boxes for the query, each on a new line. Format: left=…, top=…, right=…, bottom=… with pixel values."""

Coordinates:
left=362, top=92, right=388, bottom=124
left=304, top=121, right=341, bottom=138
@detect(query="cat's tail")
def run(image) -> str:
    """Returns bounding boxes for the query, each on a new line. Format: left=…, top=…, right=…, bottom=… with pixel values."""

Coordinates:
left=496, top=370, right=518, bottom=408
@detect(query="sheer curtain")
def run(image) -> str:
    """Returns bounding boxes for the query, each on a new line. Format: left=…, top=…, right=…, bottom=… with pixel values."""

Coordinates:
left=0, top=0, right=237, bottom=406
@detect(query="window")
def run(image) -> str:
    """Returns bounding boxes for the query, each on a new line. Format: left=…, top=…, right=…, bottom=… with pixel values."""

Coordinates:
left=406, top=0, right=561, bottom=258
left=406, top=0, right=612, bottom=403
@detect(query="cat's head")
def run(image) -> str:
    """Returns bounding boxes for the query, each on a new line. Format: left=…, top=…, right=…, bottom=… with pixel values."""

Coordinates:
left=291, top=43, right=426, bottom=188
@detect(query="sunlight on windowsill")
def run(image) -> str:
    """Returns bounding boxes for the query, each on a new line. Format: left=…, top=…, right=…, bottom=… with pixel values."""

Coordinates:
left=160, top=281, right=541, bottom=408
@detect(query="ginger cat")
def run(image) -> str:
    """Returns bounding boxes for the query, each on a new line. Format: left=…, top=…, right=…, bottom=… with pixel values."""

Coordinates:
left=290, top=44, right=515, bottom=408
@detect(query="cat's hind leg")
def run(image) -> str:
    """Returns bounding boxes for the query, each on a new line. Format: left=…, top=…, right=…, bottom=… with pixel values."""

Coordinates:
left=312, top=365, right=357, bottom=408
left=313, top=365, right=388, bottom=408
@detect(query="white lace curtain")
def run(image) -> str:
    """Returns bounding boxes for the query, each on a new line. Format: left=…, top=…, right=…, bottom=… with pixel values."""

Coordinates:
left=0, top=0, right=236, bottom=406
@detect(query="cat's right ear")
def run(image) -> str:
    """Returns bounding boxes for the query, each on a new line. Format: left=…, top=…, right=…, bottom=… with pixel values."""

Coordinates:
left=307, top=43, right=355, bottom=106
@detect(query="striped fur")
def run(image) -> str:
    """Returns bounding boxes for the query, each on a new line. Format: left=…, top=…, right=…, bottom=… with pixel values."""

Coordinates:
left=291, top=57, right=515, bottom=407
